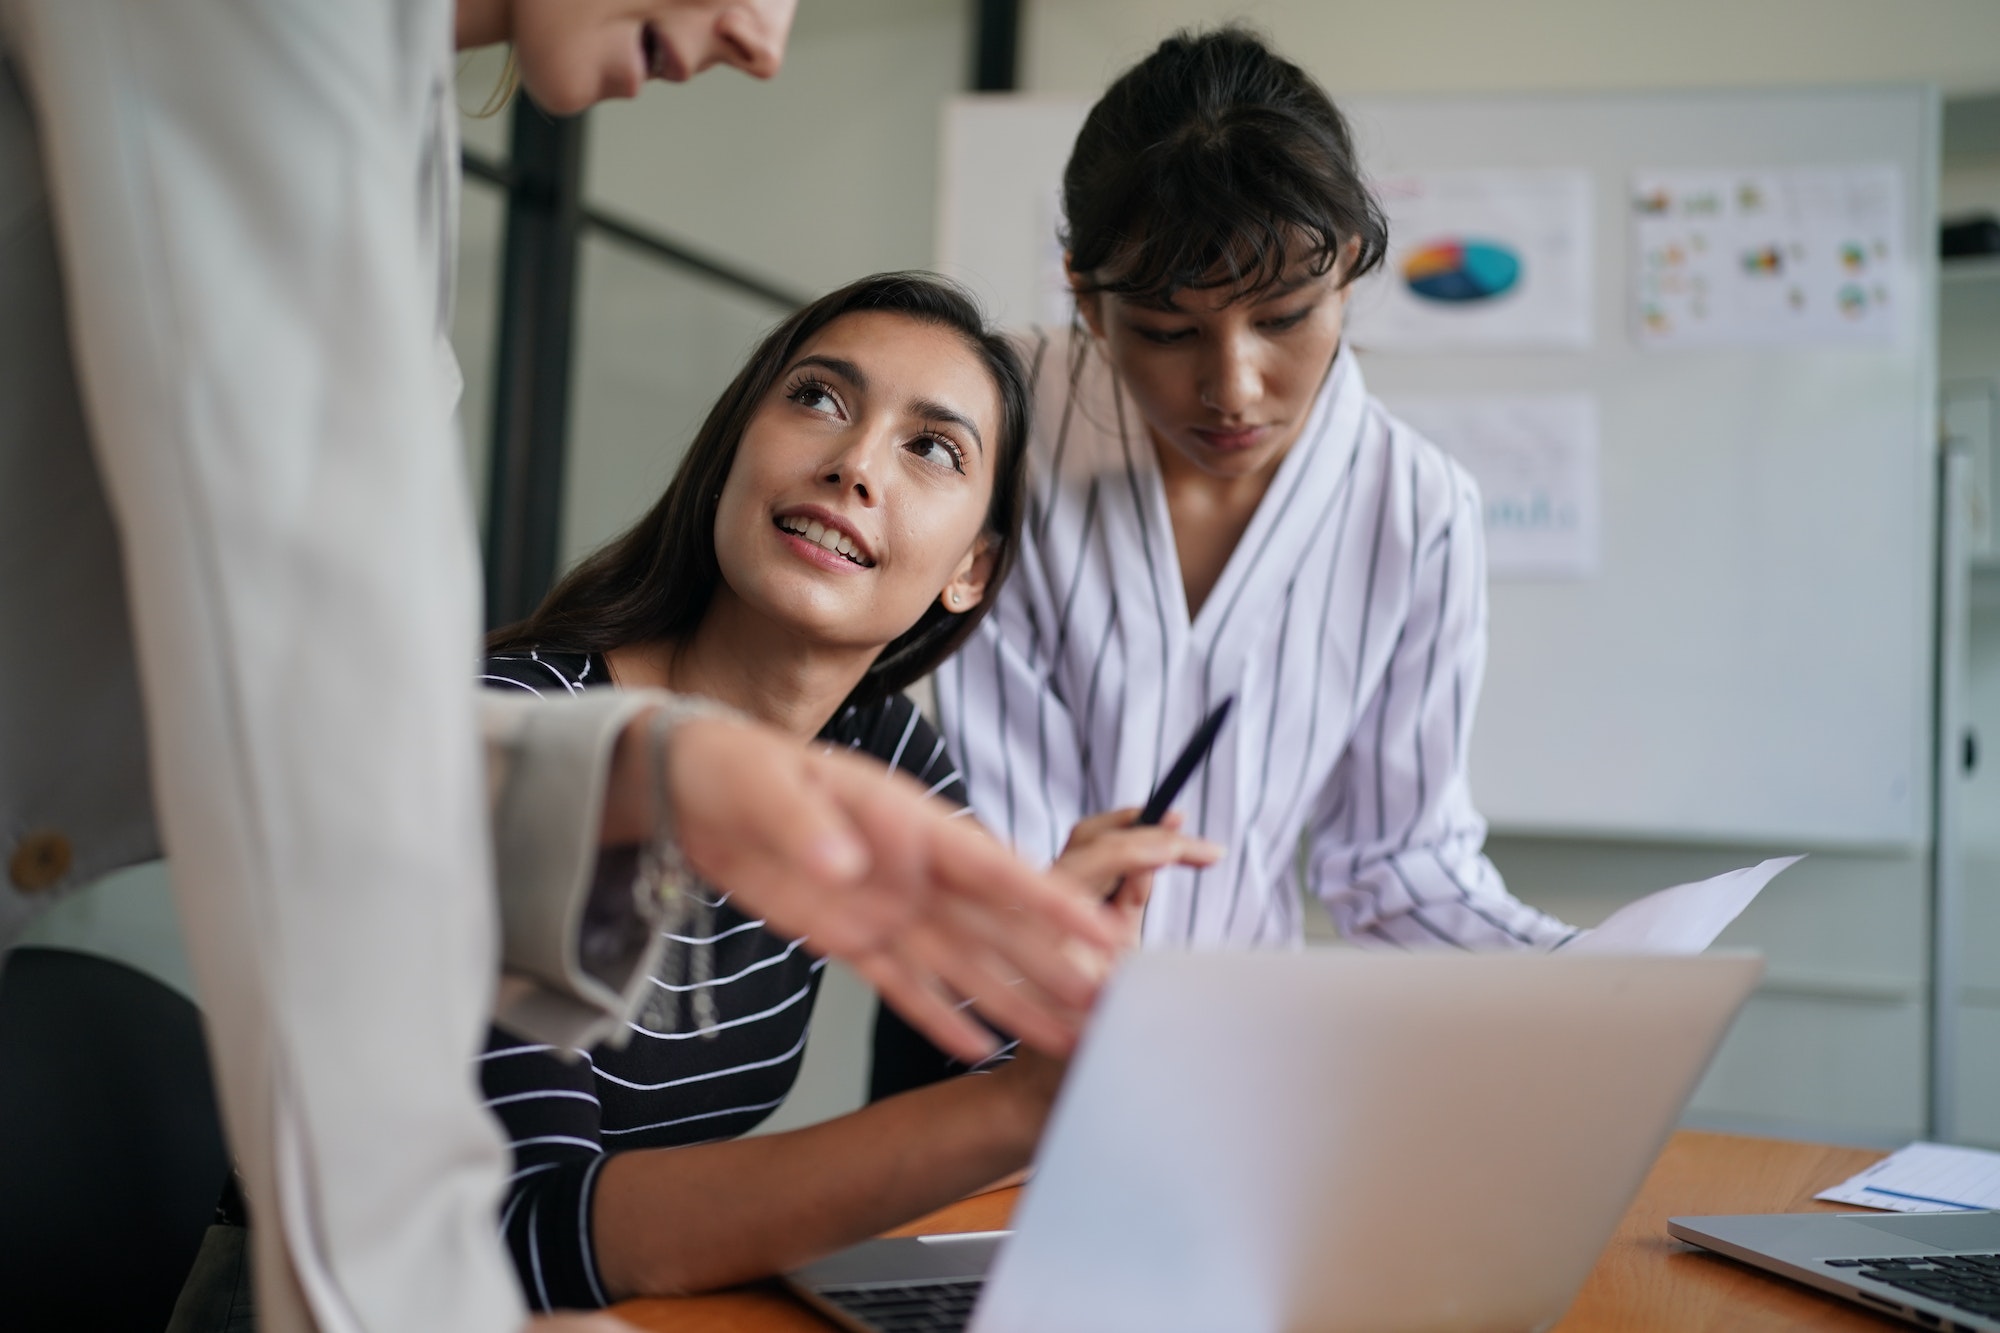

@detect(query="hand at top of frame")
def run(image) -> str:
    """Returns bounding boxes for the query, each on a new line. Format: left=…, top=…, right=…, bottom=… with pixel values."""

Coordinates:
left=607, top=710, right=1125, bottom=1063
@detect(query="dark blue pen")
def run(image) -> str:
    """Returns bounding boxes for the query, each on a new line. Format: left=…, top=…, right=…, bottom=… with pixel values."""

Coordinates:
left=1107, top=696, right=1234, bottom=901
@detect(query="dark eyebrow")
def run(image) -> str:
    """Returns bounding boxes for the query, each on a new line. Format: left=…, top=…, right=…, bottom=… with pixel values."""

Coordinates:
left=1256, top=272, right=1319, bottom=302
left=791, top=352, right=983, bottom=454
left=1128, top=270, right=1321, bottom=314
left=912, top=397, right=984, bottom=454
left=788, top=353, right=866, bottom=389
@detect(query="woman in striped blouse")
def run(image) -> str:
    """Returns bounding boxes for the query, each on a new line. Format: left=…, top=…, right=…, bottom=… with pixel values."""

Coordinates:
left=880, top=27, right=1583, bottom=1096
left=477, top=272, right=1215, bottom=1309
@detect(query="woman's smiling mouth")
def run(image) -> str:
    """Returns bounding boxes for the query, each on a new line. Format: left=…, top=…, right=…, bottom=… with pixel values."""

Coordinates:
left=775, top=513, right=876, bottom=567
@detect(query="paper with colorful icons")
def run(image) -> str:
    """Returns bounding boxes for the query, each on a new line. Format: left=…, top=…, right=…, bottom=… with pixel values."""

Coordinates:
left=1630, top=165, right=1906, bottom=348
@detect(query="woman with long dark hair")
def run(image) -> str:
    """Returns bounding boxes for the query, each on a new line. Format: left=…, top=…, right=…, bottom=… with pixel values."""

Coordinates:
left=880, top=26, right=1580, bottom=1095
left=478, top=271, right=1215, bottom=1308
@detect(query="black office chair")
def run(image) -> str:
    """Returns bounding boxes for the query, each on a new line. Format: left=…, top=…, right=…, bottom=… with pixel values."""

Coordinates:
left=0, top=946, right=230, bottom=1332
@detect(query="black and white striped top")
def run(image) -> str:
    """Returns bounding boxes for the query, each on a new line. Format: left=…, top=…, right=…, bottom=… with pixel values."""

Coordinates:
left=937, top=330, right=1576, bottom=952
left=477, top=650, right=965, bottom=1310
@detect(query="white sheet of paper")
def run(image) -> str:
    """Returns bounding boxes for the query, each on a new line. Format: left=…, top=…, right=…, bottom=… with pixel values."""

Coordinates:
left=1630, top=165, right=1905, bottom=347
left=1387, top=393, right=1600, bottom=580
left=1350, top=169, right=1594, bottom=350
left=1817, top=1142, right=2000, bottom=1214
left=1562, top=856, right=1801, bottom=955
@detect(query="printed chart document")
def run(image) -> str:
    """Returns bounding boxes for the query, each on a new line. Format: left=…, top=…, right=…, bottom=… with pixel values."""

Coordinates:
left=1818, top=1143, right=2000, bottom=1214
left=1387, top=393, right=1600, bottom=581
left=1559, top=856, right=1802, bottom=955
left=1351, top=168, right=1594, bottom=350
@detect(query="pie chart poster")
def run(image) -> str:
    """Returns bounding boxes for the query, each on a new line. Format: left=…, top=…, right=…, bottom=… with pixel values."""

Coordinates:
left=1350, top=169, right=1594, bottom=351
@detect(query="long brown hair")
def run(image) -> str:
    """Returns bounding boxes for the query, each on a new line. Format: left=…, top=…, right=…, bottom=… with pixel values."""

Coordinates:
left=488, top=271, right=1031, bottom=706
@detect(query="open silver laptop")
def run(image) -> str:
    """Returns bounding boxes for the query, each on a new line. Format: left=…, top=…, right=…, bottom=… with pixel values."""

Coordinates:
left=788, top=949, right=1762, bottom=1333
left=1670, top=1210, right=2000, bottom=1330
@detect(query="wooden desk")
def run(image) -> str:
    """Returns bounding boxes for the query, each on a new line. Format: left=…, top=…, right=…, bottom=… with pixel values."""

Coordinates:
left=614, top=1131, right=1894, bottom=1332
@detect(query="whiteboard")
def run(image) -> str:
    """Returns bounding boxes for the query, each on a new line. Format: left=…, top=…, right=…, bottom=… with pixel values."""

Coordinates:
left=937, top=87, right=1939, bottom=848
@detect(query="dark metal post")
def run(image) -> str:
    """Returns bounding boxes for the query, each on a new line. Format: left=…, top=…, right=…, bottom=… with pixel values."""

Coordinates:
left=972, top=0, right=1020, bottom=92
left=483, top=105, right=587, bottom=630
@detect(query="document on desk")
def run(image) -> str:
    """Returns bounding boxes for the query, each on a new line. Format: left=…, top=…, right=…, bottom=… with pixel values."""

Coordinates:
left=1817, top=1142, right=2000, bottom=1213
left=1558, top=856, right=1801, bottom=954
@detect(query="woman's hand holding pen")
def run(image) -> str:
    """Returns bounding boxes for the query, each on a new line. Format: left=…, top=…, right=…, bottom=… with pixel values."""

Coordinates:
left=1054, top=808, right=1223, bottom=948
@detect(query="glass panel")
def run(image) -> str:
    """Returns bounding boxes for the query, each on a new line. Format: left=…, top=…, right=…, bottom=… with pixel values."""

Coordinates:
left=1948, top=273, right=2000, bottom=1147
left=561, top=232, right=790, bottom=569
left=449, top=175, right=507, bottom=542
left=1945, top=90, right=2000, bottom=1145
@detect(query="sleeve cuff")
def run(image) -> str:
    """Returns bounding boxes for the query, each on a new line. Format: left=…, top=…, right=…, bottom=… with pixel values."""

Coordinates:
left=478, top=688, right=707, bottom=1048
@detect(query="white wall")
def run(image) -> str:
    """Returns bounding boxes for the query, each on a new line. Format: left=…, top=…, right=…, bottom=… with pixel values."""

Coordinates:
left=1023, top=0, right=2000, bottom=99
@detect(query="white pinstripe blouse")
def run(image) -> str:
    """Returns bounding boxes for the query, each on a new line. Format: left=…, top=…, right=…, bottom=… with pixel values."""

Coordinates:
left=938, top=330, right=1575, bottom=952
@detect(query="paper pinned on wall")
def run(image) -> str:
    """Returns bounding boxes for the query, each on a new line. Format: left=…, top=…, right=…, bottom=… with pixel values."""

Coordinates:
left=1630, top=165, right=1906, bottom=347
left=1387, top=393, right=1600, bottom=580
left=1561, top=856, right=1801, bottom=955
left=1349, top=169, right=1594, bottom=350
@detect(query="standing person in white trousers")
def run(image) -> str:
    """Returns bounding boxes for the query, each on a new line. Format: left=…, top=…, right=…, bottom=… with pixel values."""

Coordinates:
left=0, top=2, right=1119, bottom=1331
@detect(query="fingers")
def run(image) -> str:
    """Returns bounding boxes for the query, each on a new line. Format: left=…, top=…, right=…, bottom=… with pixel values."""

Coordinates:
left=667, top=718, right=901, bottom=954
left=664, top=717, right=1125, bottom=1058
left=926, top=811, right=1125, bottom=952
left=746, top=749, right=872, bottom=882
left=880, top=812, right=1113, bottom=1053
left=846, top=948, right=1003, bottom=1064
left=895, top=910, right=1084, bottom=1058
left=1054, top=825, right=1223, bottom=898
left=927, top=832, right=1122, bottom=1016
left=676, top=717, right=871, bottom=882
left=1109, top=867, right=1155, bottom=917
left=1060, top=806, right=1143, bottom=854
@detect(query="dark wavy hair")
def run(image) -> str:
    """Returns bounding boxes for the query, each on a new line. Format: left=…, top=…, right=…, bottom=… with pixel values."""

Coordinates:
left=487, top=272, right=1031, bottom=706
left=1062, top=26, right=1388, bottom=305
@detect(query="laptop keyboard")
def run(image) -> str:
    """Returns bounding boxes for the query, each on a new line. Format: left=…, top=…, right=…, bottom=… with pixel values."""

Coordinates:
left=818, top=1278, right=984, bottom=1332
left=1826, top=1252, right=2000, bottom=1320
